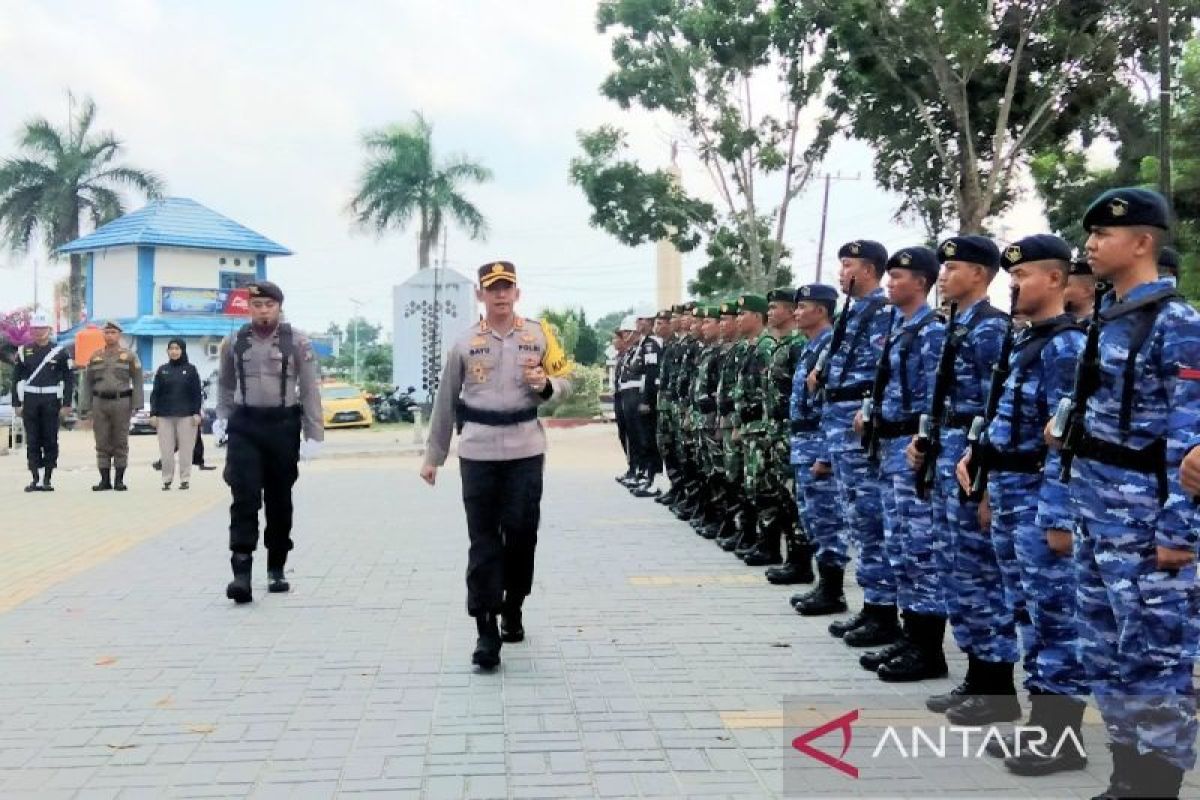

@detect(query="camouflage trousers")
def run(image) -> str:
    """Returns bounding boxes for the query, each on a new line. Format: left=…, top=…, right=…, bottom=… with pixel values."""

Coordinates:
left=1072, top=458, right=1199, bottom=771
left=933, top=431, right=1018, bottom=663
left=656, top=408, right=679, bottom=483
left=989, top=472, right=1085, bottom=697
left=878, top=438, right=943, bottom=616
left=792, top=434, right=848, bottom=568
left=721, top=427, right=744, bottom=489
left=830, top=444, right=894, bottom=606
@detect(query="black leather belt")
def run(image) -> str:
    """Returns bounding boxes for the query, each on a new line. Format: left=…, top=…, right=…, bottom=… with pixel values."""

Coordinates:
left=825, top=383, right=871, bottom=403
left=234, top=405, right=302, bottom=422
left=974, top=444, right=1045, bottom=474
left=877, top=417, right=920, bottom=439
left=790, top=419, right=821, bottom=434
left=456, top=402, right=538, bottom=427
left=95, top=390, right=133, bottom=400
left=1075, top=432, right=1168, bottom=503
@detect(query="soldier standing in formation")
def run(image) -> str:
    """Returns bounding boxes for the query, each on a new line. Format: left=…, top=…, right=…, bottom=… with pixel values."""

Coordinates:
left=634, top=185, right=1200, bottom=797
left=612, top=317, right=638, bottom=485
left=11, top=310, right=74, bottom=492
left=216, top=281, right=324, bottom=604
left=81, top=321, right=143, bottom=492
left=421, top=261, right=572, bottom=670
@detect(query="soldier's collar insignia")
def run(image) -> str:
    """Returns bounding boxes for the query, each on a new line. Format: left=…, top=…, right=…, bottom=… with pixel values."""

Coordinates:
left=849, top=242, right=862, bottom=255
left=1109, top=197, right=1129, bottom=217
left=942, top=241, right=958, bottom=257
left=1005, top=245, right=1022, bottom=264
left=899, top=253, right=912, bottom=266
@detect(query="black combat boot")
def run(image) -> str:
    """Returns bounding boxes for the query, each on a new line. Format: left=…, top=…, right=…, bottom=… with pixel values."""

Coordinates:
left=843, top=603, right=902, bottom=647
left=794, top=563, right=848, bottom=616
left=719, top=504, right=749, bottom=551
left=876, top=613, right=949, bottom=682
left=113, top=467, right=128, bottom=491
left=267, top=551, right=289, bottom=593
left=500, top=596, right=525, bottom=643
left=226, top=553, right=253, bottom=604
left=926, top=654, right=980, bottom=713
left=767, top=542, right=815, bottom=585
left=616, top=468, right=636, bottom=486
left=92, top=468, right=113, bottom=491
left=1088, top=744, right=1137, bottom=800
left=25, top=468, right=41, bottom=493
left=860, top=610, right=914, bottom=672
left=1123, top=751, right=1184, bottom=800
left=742, top=515, right=783, bottom=566
left=40, top=467, right=54, bottom=491
left=986, top=687, right=1046, bottom=759
left=472, top=613, right=502, bottom=669
left=945, top=660, right=1022, bottom=725
left=1004, top=694, right=1088, bottom=775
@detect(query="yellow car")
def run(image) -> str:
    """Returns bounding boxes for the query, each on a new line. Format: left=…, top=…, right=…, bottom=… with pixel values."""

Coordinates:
left=320, top=383, right=374, bottom=429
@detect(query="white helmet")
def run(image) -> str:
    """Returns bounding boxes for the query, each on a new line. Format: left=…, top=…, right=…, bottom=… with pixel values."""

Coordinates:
left=29, top=310, right=51, bottom=328
left=618, top=315, right=637, bottom=332
left=634, top=302, right=655, bottom=320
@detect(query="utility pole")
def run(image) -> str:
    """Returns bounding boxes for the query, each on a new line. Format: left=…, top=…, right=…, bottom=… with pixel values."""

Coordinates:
left=1157, top=0, right=1172, bottom=212
left=349, top=298, right=363, bottom=385
left=813, top=173, right=863, bottom=283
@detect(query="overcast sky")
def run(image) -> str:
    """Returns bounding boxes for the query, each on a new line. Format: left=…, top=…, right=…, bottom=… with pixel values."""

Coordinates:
left=0, top=0, right=1046, bottom=334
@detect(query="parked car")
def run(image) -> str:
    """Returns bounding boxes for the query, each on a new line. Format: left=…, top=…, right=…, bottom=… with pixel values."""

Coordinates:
left=321, top=382, right=373, bottom=429
left=129, top=378, right=157, bottom=435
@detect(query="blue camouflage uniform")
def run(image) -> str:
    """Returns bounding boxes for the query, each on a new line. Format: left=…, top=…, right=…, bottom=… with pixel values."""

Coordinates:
left=790, top=327, right=847, bottom=568
left=932, top=297, right=1018, bottom=664
left=821, top=286, right=893, bottom=605
left=982, top=315, right=1086, bottom=696
left=877, top=305, right=944, bottom=616
left=1069, top=278, right=1200, bottom=771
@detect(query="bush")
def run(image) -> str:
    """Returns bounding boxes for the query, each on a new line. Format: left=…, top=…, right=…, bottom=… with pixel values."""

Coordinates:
left=542, top=363, right=604, bottom=419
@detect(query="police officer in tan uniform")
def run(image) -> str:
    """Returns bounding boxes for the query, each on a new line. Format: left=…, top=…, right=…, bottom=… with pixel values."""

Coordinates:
left=215, top=281, right=323, bottom=604
left=421, top=261, right=573, bottom=670
left=82, top=321, right=143, bottom=491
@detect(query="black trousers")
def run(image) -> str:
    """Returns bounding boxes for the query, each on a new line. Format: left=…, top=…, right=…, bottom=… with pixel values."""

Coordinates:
left=614, top=390, right=629, bottom=462
left=460, top=455, right=544, bottom=617
left=618, top=390, right=644, bottom=472
left=224, top=407, right=300, bottom=563
left=21, top=394, right=61, bottom=470
left=635, top=408, right=660, bottom=477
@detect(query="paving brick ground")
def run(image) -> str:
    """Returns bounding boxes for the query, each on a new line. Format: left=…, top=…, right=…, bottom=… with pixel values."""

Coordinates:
left=0, top=426, right=1196, bottom=798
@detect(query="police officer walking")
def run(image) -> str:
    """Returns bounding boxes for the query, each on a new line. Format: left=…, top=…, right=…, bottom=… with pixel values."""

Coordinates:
left=11, top=310, right=74, bottom=492
left=215, top=281, right=324, bottom=603
left=421, top=261, right=573, bottom=670
left=82, top=321, right=143, bottom=491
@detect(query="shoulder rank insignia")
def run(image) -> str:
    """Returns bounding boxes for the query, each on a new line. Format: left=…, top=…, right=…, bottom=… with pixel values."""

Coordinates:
left=118, top=353, right=128, bottom=362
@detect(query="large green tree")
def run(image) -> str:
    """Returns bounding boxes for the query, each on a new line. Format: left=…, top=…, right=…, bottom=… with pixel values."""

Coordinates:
left=349, top=112, right=491, bottom=269
left=570, top=0, right=835, bottom=293
left=822, top=0, right=1199, bottom=233
left=689, top=215, right=792, bottom=299
left=0, top=96, right=163, bottom=322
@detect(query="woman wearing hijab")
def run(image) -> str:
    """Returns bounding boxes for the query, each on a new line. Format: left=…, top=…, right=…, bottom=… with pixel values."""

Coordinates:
left=150, top=339, right=203, bottom=489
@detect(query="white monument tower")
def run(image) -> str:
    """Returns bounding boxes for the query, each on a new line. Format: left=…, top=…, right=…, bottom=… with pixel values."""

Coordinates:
left=656, top=143, right=684, bottom=309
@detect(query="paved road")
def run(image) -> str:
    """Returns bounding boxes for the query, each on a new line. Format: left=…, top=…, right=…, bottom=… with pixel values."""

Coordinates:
left=0, top=426, right=1195, bottom=798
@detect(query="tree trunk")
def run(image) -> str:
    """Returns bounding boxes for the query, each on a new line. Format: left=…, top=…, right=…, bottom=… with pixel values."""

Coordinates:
left=957, top=178, right=988, bottom=234
left=417, top=210, right=432, bottom=269
left=69, top=253, right=84, bottom=323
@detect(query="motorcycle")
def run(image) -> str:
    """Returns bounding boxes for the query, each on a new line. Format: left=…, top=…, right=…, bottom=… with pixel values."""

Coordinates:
left=371, top=386, right=418, bottom=423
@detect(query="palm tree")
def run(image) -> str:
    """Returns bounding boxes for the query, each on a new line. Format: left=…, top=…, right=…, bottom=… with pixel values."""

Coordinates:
left=349, top=112, right=491, bottom=269
left=0, top=96, right=164, bottom=322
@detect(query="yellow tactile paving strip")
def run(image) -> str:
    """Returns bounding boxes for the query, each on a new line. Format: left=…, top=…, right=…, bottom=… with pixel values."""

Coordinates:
left=0, top=468, right=225, bottom=613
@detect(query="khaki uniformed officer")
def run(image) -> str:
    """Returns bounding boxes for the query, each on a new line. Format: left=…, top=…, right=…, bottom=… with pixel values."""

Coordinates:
left=421, top=260, right=573, bottom=670
left=82, top=320, right=143, bottom=491
left=215, top=280, right=323, bottom=604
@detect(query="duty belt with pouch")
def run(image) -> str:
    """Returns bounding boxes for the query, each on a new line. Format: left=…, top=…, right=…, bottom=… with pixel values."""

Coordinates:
left=455, top=402, right=538, bottom=433
left=876, top=417, right=920, bottom=440
left=825, top=382, right=871, bottom=404
left=20, top=385, right=62, bottom=398
left=1074, top=430, right=1168, bottom=503
left=971, top=443, right=1045, bottom=475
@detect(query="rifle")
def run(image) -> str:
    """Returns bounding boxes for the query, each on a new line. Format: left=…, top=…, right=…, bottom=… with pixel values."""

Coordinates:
left=811, top=277, right=856, bottom=401
left=964, top=286, right=1021, bottom=500
left=914, top=301, right=959, bottom=500
left=1052, top=279, right=1110, bottom=482
left=860, top=307, right=899, bottom=464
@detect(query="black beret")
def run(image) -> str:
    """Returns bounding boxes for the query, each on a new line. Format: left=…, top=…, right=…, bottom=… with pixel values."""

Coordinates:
left=682, top=301, right=697, bottom=312
left=1000, top=234, right=1072, bottom=271
left=1069, top=258, right=1093, bottom=277
left=837, top=240, right=888, bottom=271
left=246, top=281, right=284, bottom=303
left=1159, top=245, right=1180, bottom=276
left=655, top=310, right=672, bottom=321
left=1082, top=187, right=1170, bottom=231
left=794, top=283, right=838, bottom=315
left=766, top=287, right=797, bottom=304
left=938, top=235, right=1000, bottom=270
left=886, top=246, right=939, bottom=284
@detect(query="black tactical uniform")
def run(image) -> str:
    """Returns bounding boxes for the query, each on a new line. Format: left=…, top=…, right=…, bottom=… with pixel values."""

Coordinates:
left=12, top=337, right=74, bottom=491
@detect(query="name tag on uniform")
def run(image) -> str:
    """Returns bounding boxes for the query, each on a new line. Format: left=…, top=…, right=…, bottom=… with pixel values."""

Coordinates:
left=519, top=354, right=540, bottom=368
